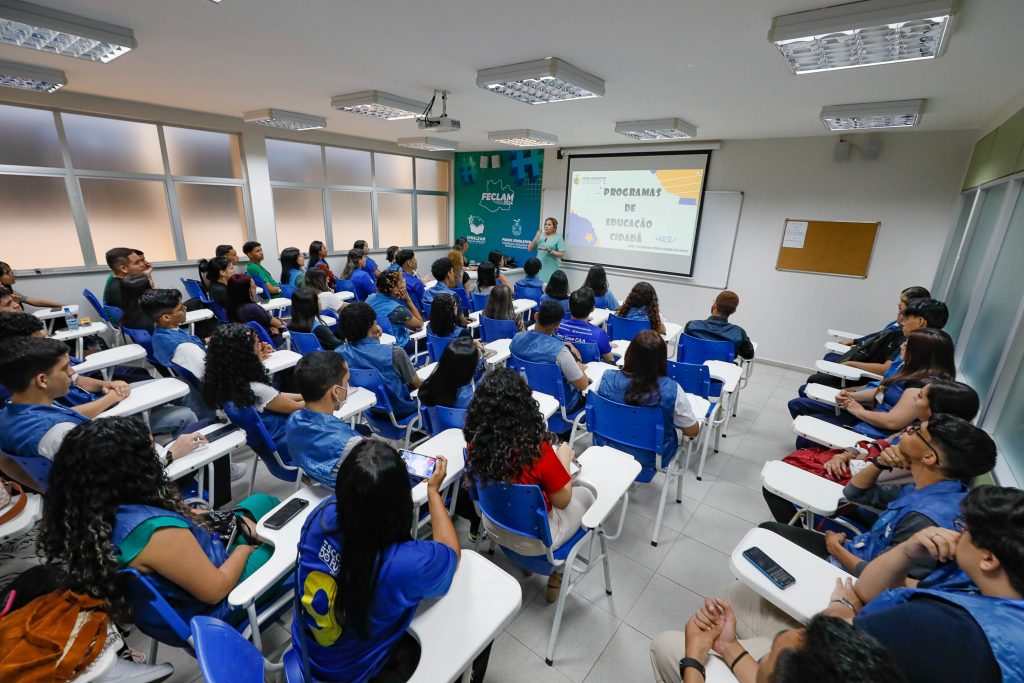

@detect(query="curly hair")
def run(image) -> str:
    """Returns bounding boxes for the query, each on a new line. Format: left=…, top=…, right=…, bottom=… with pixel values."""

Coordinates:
left=429, top=293, right=459, bottom=337
left=376, top=269, right=402, bottom=297
left=616, top=281, right=662, bottom=331
left=39, top=417, right=188, bottom=624
left=463, top=366, right=551, bottom=486
left=201, top=323, right=270, bottom=408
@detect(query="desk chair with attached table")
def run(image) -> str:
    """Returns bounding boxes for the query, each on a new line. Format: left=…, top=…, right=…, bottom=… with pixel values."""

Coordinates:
left=479, top=315, right=517, bottom=343
left=606, top=314, right=649, bottom=343
left=223, top=403, right=301, bottom=495
left=421, top=404, right=467, bottom=437
left=506, top=354, right=587, bottom=443
left=347, top=367, right=423, bottom=448
left=667, top=360, right=720, bottom=480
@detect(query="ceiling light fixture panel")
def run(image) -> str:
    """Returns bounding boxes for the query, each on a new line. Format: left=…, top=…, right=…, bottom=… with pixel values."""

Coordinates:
left=477, top=57, right=605, bottom=104
left=769, top=0, right=959, bottom=74
left=397, top=136, right=458, bottom=151
left=331, top=90, right=429, bottom=120
left=820, top=99, right=925, bottom=130
left=0, top=0, right=136, bottom=63
left=615, top=118, right=697, bottom=140
left=243, top=108, right=326, bottom=131
left=488, top=129, right=558, bottom=147
left=0, top=57, right=64, bottom=91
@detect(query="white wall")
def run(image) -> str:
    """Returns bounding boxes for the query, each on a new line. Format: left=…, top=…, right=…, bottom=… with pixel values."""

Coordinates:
left=542, top=131, right=976, bottom=368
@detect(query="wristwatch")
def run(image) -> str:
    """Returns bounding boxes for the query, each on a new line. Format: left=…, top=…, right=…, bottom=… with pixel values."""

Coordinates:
left=679, top=657, right=706, bottom=680
left=870, top=455, right=893, bottom=471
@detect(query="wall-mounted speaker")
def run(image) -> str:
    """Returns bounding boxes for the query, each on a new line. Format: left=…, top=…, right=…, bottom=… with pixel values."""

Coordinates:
left=479, top=155, right=489, bottom=169
left=833, top=140, right=851, bottom=162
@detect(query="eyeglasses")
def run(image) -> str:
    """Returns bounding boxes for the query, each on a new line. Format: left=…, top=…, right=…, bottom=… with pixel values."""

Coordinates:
left=954, top=517, right=967, bottom=534
left=906, top=424, right=940, bottom=461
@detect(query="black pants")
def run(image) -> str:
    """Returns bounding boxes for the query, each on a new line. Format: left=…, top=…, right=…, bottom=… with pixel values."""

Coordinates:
left=371, top=633, right=492, bottom=683
left=762, top=488, right=801, bottom=524
left=758, top=522, right=828, bottom=558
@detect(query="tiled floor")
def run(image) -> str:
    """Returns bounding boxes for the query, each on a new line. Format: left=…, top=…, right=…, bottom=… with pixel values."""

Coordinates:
left=142, top=362, right=809, bottom=682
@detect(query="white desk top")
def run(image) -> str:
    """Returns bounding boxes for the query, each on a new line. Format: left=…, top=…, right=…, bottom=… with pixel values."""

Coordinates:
left=730, top=527, right=854, bottom=624
left=575, top=446, right=642, bottom=529
left=583, top=360, right=614, bottom=393
left=792, top=415, right=863, bottom=451
left=533, top=391, right=559, bottom=420
left=588, top=308, right=612, bottom=327
left=260, top=298, right=291, bottom=312
left=229, top=486, right=333, bottom=608
left=317, top=291, right=352, bottom=312
left=828, top=329, right=864, bottom=341
left=0, top=492, right=42, bottom=543
left=165, top=423, right=247, bottom=481
left=467, top=298, right=536, bottom=324
left=263, top=350, right=301, bottom=374
left=824, top=341, right=851, bottom=354
left=407, top=550, right=522, bottom=683
left=483, top=338, right=511, bottom=365
left=410, top=429, right=467, bottom=507
left=53, top=321, right=107, bottom=341
left=814, top=359, right=863, bottom=381
left=705, top=360, right=742, bottom=393
left=662, top=321, right=683, bottom=344
left=379, top=332, right=397, bottom=346
left=416, top=362, right=438, bottom=381
left=99, top=378, right=189, bottom=418
left=410, top=328, right=427, bottom=341
left=34, top=305, right=76, bottom=320
left=73, top=344, right=146, bottom=375
left=805, top=383, right=840, bottom=406
left=183, top=308, right=213, bottom=324
left=761, top=460, right=845, bottom=517
left=334, top=386, right=376, bottom=421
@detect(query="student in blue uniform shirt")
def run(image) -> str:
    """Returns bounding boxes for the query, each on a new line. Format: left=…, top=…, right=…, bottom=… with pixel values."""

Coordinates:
left=582, top=264, right=619, bottom=311
left=279, top=247, right=305, bottom=289
left=365, top=270, right=423, bottom=351
left=336, top=302, right=421, bottom=419
left=830, top=285, right=931, bottom=353
left=421, top=257, right=471, bottom=324
left=509, top=300, right=590, bottom=411
left=286, top=352, right=366, bottom=488
left=684, top=290, right=754, bottom=359
left=513, top=257, right=545, bottom=303
left=396, top=249, right=425, bottom=314
left=353, top=239, right=380, bottom=279
left=540, top=270, right=570, bottom=316
left=293, top=440, right=488, bottom=683
left=554, top=287, right=615, bottom=363
left=385, top=245, right=401, bottom=271
left=418, top=335, right=479, bottom=412
left=615, top=281, right=666, bottom=334
left=338, top=248, right=377, bottom=302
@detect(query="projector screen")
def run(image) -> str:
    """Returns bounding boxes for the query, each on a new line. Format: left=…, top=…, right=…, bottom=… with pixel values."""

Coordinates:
left=563, top=151, right=711, bottom=277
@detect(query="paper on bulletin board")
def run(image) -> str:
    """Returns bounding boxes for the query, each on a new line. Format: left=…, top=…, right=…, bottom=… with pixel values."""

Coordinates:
left=782, top=221, right=808, bottom=249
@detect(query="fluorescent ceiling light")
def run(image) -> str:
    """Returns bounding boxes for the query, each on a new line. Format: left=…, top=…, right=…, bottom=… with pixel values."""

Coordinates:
left=477, top=57, right=605, bottom=104
left=820, top=99, right=925, bottom=130
left=488, top=129, right=558, bottom=147
left=615, top=118, right=697, bottom=140
left=331, top=90, right=429, bottom=120
left=769, top=0, right=959, bottom=74
left=397, top=136, right=458, bottom=152
left=0, top=0, right=135, bottom=63
left=0, top=57, right=64, bottom=92
left=243, top=109, right=326, bottom=131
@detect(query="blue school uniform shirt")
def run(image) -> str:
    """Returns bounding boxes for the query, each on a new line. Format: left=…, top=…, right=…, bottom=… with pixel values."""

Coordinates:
left=623, top=306, right=650, bottom=321
left=401, top=272, right=426, bottom=312
left=294, top=499, right=457, bottom=682
left=0, top=402, right=90, bottom=458
left=152, top=327, right=206, bottom=368
left=593, top=290, right=618, bottom=310
left=362, top=256, right=379, bottom=278
left=540, top=294, right=570, bottom=315
left=422, top=281, right=469, bottom=311
left=285, top=408, right=361, bottom=488
left=514, top=276, right=544, bottom=303
left=555, top=317, right=612, bottom=357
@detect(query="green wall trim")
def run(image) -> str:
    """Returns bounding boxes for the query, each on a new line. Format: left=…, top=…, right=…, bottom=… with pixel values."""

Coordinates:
left=963, top=106, right=1024, bottom=189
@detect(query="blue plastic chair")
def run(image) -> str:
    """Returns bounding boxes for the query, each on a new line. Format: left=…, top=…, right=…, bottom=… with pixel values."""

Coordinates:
left=121, top=327, right=171, bottom=375
left=570, top=341, right=601, bottom=363
left=586, top=391, right=694, bottom=546
left=245, top=321, right=274, bottom=346
left=475, top=480, right=610, bottom=666
left=471, top=291, right=489, bottom=312
left=667, top=360, right=712, bottom=398
left=208, top=299, right=229, bottom=323
left=677, top=334, right=735, bottom=365
left=318, top=309, right=339, bottom=331
left=347, top=367, right=422, bottom=447
left=426, top=331, right=456, bottom=363
left=283, top=649, right=304, bottom=683
left=513, top=282, right=542, bottom=305
left=279, top=284, right=296, bottom=300
left=223, top=403, right=299, bottom=495
left=506, top=354, right=585, bottom=439
left=479, top=315, right=517, bottom=344
left=83, top=288, right=121, bottom=326
left=181, top=278, right=209, bottom=302
left=0, top=448, right=51, bottom=492
left=190, top=616, right=265, bottom=683
left=606, top=314, right=650, bottom=342
left=335, top=278, right=356, bottom=295
left=421, top=404, right=467, bottom=436
left=289, top=330, right=323, bottom=355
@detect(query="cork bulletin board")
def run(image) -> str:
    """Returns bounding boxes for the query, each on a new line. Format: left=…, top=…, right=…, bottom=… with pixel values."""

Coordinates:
left=775, top=218, right=880, bottom=278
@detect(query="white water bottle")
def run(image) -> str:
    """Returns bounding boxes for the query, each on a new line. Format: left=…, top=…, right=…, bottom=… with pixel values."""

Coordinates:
left=63, top=305, right=79, bottom=331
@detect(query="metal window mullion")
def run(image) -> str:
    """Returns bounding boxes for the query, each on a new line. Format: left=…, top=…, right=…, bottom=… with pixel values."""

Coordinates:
left=158, top=126, right=189, bottom=262
left=932, top=190, right=973, bottom=299
left=321, top=146, right=333, bottom=252
left=981, top=299, right=1024, bottom=488
left=936, top=189, right=979, bottom=301
left=943, top=186, right=989, bottom=307
left=169, top=175, right=246, bottom=186
left=53, top=111, right=97, bottom=267
left=68, top=169, right=168, bottom=181
left=370, top=153, right=380, bottom=249
left=236, top=132, right=257, bottom=242
left=411, top=161, right=419, bottom=247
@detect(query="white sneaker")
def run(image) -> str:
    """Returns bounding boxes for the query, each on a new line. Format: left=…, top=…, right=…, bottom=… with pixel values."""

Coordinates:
left=230, top=462, right=248, bottom=481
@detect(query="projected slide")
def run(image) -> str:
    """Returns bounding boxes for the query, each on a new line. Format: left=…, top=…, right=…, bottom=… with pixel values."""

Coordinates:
left=564, top=152, right=710, bottom=277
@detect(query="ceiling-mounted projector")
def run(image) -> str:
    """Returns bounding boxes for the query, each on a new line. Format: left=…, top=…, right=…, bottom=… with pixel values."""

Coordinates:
left=417, top=90, right=460, bottom=132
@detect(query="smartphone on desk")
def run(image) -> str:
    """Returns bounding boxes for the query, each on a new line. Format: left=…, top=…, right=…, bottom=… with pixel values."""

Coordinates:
left=263, top=498, right=310, bottom=530
left=202, top=424, right=237, bottom=444
left=401, top=450, right=438, bottom=484
left=743, top=546, right=795, bottom=589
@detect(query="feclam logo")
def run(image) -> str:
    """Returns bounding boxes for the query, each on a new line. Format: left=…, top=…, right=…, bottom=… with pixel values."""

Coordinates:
left=511, top=218, right=522, bottom=236
left=468, top=215, right=485, bottom=235
left=479, top=179, right=514, bottom=213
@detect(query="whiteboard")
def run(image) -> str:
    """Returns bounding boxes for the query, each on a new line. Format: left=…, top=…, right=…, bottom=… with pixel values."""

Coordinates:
left=541, top=188, right=743, bottom=289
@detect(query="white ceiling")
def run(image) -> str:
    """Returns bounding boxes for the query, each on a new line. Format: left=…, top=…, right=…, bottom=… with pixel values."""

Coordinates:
left=3, top=0, right=1024, bottom=150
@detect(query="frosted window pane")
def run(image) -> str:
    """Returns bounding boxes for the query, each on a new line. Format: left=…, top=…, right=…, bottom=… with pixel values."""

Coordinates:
left=0, top=104, right=62, bottom=168
left=329, top=191, right=373, bottom=250
left=326, top=147, right=371, bottom=186
left=63, top=113, right=164, bottom=174
left=165, top=127, right=241, bottom=178
left=177, top=183, right=248, bottom=259
left=272, top=188, right=325, bottom=252
left=266, top=139, right=323, bottom=184
left=945, top=184, right=1007, bottom=341
left=933, top=192, right=974, bottom=299
left=416, top=195, right=447, bottom=246
left=378, top=193, right=412, bottom=247
left=415, top=158, right=448, bottom=191
left=0, top=174, right=82, bottom=268
left=80, top=178, right=176, bottom=262
left=960, top=189, right=1024, bottom=399
left=993, top=356, right=1024, bottom=484
left=374, top=153, right=413, bottom=189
